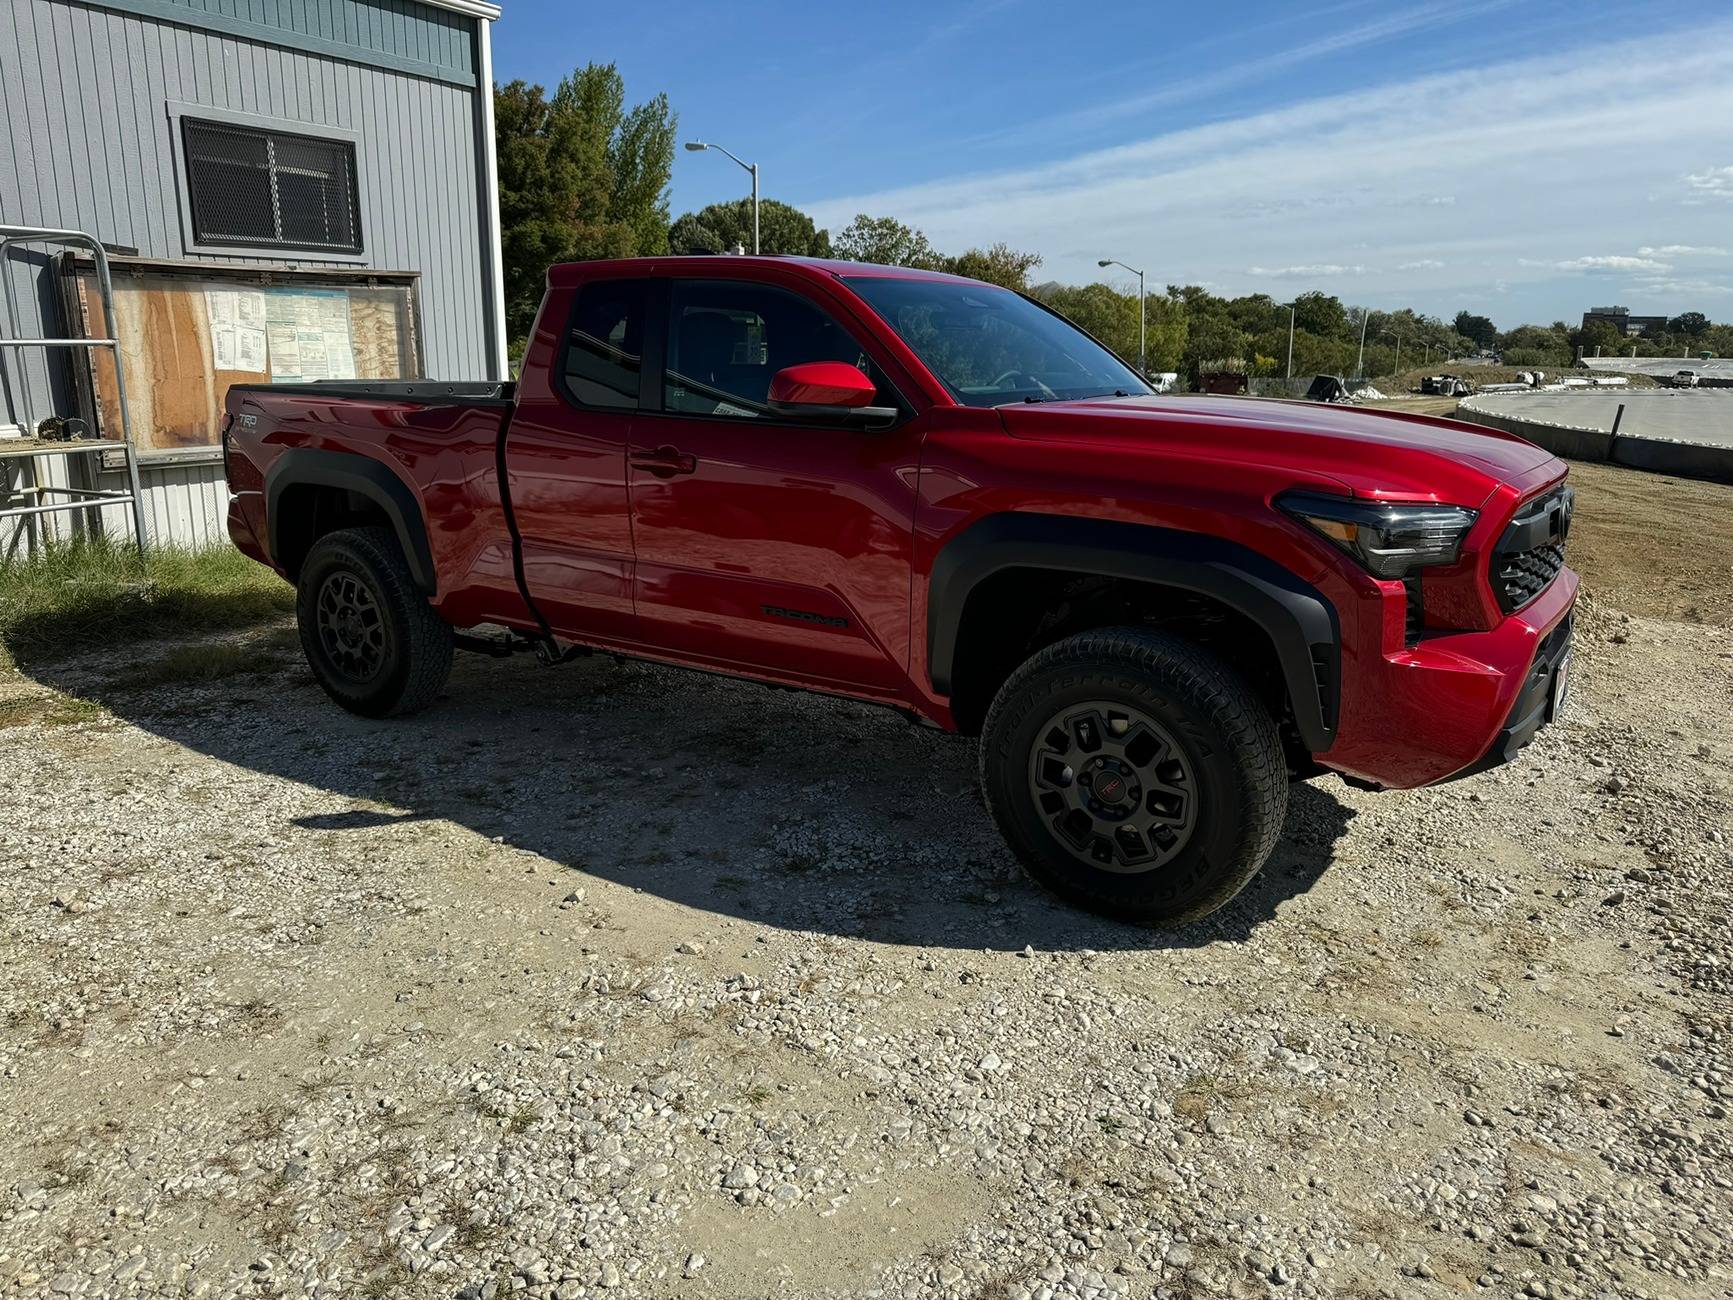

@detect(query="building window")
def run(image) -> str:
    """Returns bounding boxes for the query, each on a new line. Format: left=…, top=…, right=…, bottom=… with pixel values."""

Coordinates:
left=183, top=119, right=362, bottom=254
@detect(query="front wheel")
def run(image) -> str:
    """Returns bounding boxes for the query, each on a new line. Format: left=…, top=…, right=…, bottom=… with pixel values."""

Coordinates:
left=295, top=526, right=453, bottom=718
left=979, top=628, right=1288, bottom=924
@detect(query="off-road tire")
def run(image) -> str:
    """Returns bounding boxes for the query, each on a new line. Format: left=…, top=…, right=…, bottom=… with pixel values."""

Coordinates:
left=979, top=627, right=1288, bottom=924
left=296, top=526, right=452, bottom=718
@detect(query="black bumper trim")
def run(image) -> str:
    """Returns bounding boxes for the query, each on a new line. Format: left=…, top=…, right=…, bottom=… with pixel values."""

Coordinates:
left=1454, top=612, right=1573, bottom=780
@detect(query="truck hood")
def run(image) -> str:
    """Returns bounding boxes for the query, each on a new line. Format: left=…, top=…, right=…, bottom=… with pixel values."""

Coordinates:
left=998, top=394, right=1561, bottom=505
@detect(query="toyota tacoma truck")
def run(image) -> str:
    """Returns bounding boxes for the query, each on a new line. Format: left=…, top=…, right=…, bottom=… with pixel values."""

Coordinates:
left=223, top=257, right=1577, bottom=924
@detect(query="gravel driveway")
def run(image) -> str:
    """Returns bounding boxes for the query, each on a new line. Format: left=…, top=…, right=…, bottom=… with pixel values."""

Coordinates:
left=1, top=596, right=1729, bottom=1300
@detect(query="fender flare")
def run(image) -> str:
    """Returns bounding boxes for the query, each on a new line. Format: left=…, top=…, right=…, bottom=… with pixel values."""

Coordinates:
left=264, top=448, right=437, bottom=595
left=926, top=512, right=1340, bottom=752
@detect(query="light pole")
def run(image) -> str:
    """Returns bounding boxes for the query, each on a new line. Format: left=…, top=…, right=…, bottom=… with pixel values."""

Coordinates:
left=1380, top=330, right=1404, bottom=377
left=684, top=140, right=759, bottom=255
left=1356, top=309, right=1370, bottom=378
left=1282, top=301, right=1297, bottom=381
left=1097, top=258, right=1146, bottom=376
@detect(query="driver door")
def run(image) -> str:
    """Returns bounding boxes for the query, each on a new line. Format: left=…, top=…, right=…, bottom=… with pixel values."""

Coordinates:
left=626, top=275, right=923, bottom=693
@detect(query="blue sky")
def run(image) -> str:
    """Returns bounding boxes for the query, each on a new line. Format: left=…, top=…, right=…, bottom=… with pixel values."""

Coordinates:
left=492, top=1, right=1733, bottom=327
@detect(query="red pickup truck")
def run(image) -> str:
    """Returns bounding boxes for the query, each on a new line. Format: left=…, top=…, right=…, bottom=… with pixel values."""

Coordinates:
left=224, top=256, right=1577, bottom=923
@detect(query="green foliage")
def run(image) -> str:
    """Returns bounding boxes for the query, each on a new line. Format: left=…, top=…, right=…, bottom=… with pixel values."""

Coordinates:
left=1573, top=319, right=1625, bottom=356
left=667, top=198, right=831, bottom=257
left=1453, top=311, right=1499, bottom=350
left=494, top=64, right=676, bottom=339
left=943, top=243, right=1042, bottom=291
left=832, top=214, right=943, bottom=268
left=1292, top=291, right=1347, bottom=338
left=0, top=540, right=293, bottom=664
left=1031, top=281, right=1186, bottom=372
left=1669, top=311, right=1710, bottom=336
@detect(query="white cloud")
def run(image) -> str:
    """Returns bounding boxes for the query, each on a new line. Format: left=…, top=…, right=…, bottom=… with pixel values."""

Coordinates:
left=1632, top=276, right=1733, bottom=298
left=1398, top=259, right=1445, bottom=271
left=1637, top=244, right=1728, bottom=256
left=1683, top=166, right=1733, bottom=201
left=1552, top=255, right=1671, bottom=273
left=1246, top=264, right=1366, bottom=278
left=804, top=25, right=1733, bottom=323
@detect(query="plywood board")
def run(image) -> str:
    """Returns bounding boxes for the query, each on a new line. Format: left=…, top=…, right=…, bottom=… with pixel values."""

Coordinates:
left=64, top=262, right=421, bottom=457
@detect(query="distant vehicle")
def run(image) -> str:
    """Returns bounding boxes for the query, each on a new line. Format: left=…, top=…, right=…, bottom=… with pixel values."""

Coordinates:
left=1421, top=374, right=1474, bottom=397
left=1670, top=369, right=1700, bottom=388
left=224, top=256, right=1578, bottom=924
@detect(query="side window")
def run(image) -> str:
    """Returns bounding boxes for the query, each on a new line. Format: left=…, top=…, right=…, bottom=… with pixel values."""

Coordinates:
left=562, top=279, right=649, bottom=409
left=664, top=280, right=886, bottom=420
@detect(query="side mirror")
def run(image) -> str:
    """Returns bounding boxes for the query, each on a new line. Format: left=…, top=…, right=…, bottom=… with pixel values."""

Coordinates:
left=767, top=362, right=898, bottom=425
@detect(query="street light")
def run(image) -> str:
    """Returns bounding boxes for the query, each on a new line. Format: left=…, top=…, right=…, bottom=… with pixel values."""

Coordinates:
left=1380, top=330, right=1405, bottom=377
left=1097, top=258, right=1146, bottom=376
left=1355, top=309, right=1370, bottom=379
left=684, top=140, right=759, bottom=255
left=1281, top=301, right=1297, bottom=381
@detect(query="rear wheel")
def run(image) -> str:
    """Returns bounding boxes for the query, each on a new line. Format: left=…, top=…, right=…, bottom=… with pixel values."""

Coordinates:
left=979, top=627, right=1287, bottom=924
left=296, top=526, right=452, bottom=718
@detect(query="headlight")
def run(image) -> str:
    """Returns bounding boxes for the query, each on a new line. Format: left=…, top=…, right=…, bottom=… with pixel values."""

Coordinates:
left=1278, top=491, right=1478, bottom=578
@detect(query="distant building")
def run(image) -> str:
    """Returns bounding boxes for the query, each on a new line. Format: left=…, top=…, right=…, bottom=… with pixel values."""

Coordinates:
left=1582, top=306, right=1668, bottom=337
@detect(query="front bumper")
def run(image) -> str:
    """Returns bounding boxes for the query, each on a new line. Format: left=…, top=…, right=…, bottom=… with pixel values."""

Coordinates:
left=1318, top=566, right=1579, bottom=789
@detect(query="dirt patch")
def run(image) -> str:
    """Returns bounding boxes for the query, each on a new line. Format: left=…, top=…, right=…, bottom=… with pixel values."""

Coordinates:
left=1564, top=458, right=1733, bottom=626
left=1, top=494, right=1729, bottom=1298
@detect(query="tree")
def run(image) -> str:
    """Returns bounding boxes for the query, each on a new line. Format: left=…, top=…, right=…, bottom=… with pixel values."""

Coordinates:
left=1669, top=310, right=1710, bottom=337
left=1292, top=291, right=1348, bottom=339
left=494, top=64, right=676, bottom=340
left=667, top=211, right=725, bottom=255
left=1032, top=282, right=1186, bottom=372
left=1453, top=311, right=1499, bottom=350
left=832, top=214, right=941, bottom=268
left=495, top=80, right=581, bottom=342
left=1572, top=320, right=1625, bottom=357
left=944, top=243, right=1042, bottom=291
left=667, top=199, right=831, bottom=257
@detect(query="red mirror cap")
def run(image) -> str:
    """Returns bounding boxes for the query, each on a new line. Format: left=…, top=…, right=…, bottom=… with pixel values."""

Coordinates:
left=767, top=361, right=876, bottom=408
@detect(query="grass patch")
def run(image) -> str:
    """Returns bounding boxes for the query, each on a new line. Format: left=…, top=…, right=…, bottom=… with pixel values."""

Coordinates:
left=105, top=642, right=273, bottom=691
left=0, top=538, right=292, bottom=664
left=0, top=693, right=104, bottom=730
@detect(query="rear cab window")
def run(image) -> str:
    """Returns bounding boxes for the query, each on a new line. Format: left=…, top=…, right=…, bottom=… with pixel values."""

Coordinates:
left=561, top=279, right=650, bottom=409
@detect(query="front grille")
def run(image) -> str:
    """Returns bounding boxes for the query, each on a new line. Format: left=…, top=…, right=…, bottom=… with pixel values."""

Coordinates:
left=1493, top=485, right=1572, bottom=613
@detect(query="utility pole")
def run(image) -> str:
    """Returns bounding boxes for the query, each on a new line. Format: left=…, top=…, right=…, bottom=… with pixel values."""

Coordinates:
left=1356, top=309, right=1370, bottom=378
left=1285, top=302, right=1296, bottom=381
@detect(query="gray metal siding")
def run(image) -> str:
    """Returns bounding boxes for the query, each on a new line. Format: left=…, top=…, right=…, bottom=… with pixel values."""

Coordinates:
left=0, top=0, right=494, bottom=427
left=1, top=0, right=496, bottom=552
left=71, top=0, right=476, bottom=85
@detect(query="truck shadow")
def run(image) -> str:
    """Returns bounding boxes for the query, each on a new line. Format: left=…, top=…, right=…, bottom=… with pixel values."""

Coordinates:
left=23, top=631, right=1356, bottom=953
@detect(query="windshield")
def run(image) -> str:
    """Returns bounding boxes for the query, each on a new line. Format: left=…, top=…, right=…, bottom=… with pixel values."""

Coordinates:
left=845, top=276, right=1150, bottom=406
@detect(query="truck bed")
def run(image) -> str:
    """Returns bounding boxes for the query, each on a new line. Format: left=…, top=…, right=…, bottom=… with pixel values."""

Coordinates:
left=226, top=379, right=516, bottom=406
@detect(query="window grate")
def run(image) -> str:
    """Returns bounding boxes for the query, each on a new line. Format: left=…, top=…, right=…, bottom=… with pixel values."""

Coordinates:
left=183, top=119, right=361, bottom=254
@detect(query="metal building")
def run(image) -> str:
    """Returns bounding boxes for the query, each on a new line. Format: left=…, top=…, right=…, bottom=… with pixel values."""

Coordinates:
left=0, top=0, right=506, bottom=552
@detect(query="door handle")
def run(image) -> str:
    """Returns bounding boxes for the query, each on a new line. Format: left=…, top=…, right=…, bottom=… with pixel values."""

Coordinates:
left=631, top=444, right=697, bottom=478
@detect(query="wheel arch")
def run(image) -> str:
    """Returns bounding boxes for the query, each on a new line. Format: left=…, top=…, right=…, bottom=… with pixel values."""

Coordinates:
left=264, top=449, right=436, bottom=596
left=927, top=512, right=1340, bottom=752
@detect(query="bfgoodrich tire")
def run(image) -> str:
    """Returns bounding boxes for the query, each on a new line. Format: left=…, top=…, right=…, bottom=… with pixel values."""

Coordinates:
left=296, top=526, right=453, bottom=718
left=979, top=627, right=1288, bottom=924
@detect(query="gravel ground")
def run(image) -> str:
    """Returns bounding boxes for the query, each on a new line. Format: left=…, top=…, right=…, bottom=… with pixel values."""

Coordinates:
left=1, top=592, right=1730, bottom=1300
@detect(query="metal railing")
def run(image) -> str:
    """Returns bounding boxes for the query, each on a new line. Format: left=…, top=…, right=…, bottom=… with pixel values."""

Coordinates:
left=0, top=224, right=149, bottom=551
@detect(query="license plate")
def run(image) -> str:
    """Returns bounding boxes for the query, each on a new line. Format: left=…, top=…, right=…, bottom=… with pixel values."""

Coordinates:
left=1548, top=652, right=1571, bottom=719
